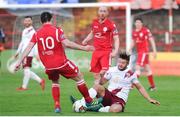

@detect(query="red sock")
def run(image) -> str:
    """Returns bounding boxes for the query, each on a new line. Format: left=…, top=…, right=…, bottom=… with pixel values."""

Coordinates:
left=52, top=84, right=60, bottom=108
left=148, top=75, right=155, bottom=88
left=77, top=80, right=92, bottom=103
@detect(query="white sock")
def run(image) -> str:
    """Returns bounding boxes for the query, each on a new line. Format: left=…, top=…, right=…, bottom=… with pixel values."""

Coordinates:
left=22, top=68, right=31, bottom=89
left=30, top=70, right=42, bottom=83
left=80, top=88, right=97, bottom=104
left=88, top=88, right=97, bottom=98
left=98, top=106, right=110, bottom=112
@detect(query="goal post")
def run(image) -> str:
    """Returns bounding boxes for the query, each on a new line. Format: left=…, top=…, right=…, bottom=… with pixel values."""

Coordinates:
left=0, top=2, right=132, bottom=51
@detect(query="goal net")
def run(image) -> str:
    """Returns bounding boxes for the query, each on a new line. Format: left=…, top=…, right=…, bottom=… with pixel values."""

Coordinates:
left=0, top=2, right=131, bottom=71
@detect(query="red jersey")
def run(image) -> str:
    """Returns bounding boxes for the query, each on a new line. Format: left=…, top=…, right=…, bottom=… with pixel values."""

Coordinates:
left=132, top=27, right=153, bottom=53
left=31, top=24, right=67, bottom=70
left=92, top=18, right=118, bottom=51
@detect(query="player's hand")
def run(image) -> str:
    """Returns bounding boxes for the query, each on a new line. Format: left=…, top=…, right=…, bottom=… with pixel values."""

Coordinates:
left=149, top=98, right=160, bottom=105
left=84, top=45, right=95, bottom=51
left=82, top=40, right=88, bottom=45
left=14, top=60, right=21, bottom=71
left=12, top=54, right=18, bottom=60
left=110, top=51, right=117, bottom=58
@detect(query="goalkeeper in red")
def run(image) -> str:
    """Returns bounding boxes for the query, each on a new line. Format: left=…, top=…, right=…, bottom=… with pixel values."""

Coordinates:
left=82, top=6, right=119, bottom=85
left=15, top=12, right=102, bottom=113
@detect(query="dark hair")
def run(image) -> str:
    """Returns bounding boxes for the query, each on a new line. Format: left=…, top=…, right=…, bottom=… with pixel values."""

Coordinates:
left=119, top=51, right=130, bottom=62
left=24, top=16, right=32, bottom=19
left=40, top=12, right=52, bottom=23
left=134, top=17, right=143, bottom=23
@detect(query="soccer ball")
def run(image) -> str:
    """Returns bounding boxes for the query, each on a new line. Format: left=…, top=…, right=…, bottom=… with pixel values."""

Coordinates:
left=7, top=58, right=18, bottom=74
left=72, top=100, right=86, bottom=113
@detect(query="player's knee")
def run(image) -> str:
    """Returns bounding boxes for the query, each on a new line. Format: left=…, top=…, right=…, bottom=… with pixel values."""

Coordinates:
left=72, top=72, right=84, bottom=82
left=78, top=72, right=84, bottom=78
left=93, top=73, right=100, bottom=79
left=93, top=84, right=104, bottom=95
left=109, top=104, right=123, bottom=113
left=93, top=84, right=101, bottom=91
left=100, top=70, right=106, bottom=76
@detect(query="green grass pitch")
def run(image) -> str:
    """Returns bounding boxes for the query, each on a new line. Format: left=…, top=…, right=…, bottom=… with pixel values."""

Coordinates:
left=0, top=50, right=180, bottom=116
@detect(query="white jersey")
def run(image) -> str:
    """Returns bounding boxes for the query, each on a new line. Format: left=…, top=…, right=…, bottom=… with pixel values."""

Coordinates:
left=16, top=26, right=37, bottom=57
left=104, top=66, right=139, bottom=103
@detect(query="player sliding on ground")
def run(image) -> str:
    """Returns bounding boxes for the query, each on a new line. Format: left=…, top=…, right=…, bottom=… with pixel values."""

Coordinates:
left=15, top=11, right=102, bottom=113
left=71, top=51, right=160, bottom=113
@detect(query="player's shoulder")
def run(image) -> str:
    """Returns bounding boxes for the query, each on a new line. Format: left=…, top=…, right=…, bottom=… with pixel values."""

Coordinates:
left=125, top=69, right=134, bottom=76
left=143, top=26, right=150, bottom=32
left=92, top=18, right=98, bottom=23
left=106, top=19, right=115, bottom=25
left=132, top=30, right=137, bottom=34
left=56, top=26, right=64, bottom=33
left=128, top=70, right=138, bottom=79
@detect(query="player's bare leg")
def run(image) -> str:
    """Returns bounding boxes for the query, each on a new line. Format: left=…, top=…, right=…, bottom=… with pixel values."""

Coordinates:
left=135, top=65, right=141, bottom=78
left=93, top=73, right=101, bottom=85
left=51, top=80, right=61, bottom=113
left=144, top=64, right=156, bottom=91
left=99, top=70, right=106, bottom=78
left=93, top=84, right=105, bottom=97
left=93, top=71, right=107, bottom=85
left=109, top=104, right=123, bottom=112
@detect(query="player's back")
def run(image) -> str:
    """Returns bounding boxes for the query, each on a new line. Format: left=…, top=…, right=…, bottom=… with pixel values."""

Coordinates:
left=35, top=24, right=67, bottom=70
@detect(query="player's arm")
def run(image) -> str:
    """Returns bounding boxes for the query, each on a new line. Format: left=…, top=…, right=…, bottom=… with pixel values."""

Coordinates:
left=99, top=77, right=108, bottom=85
left=148, top=29, right=157, bottom=58
left=13, top=40, right=23, bottom=59
left=149, top=37, right=157, bottom=59
left=62, top=39, right=94, bottom=52
left=82, top=31, right=93, bottom=45
left=134, top=82, right=160, bottom=105
left=111, top=35, right=119, bottom=58
left=100, top=70, right=111, bottom=85
left=15, top=42, right=35, bottom=71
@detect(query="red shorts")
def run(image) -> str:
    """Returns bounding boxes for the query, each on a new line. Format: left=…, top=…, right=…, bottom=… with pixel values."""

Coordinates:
left=102, top=89, right=126, bottom=112
left=45, top=60, right=79, bottom=81
left=90, top=51, right=111, bottom=73
left=137, top=53, right=149, bottom=67
left=22, top=57, right=33, bottom=68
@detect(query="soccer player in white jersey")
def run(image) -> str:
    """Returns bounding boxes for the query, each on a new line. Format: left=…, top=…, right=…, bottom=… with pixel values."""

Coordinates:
left=12, top=16, right=45, bottom=91
left=71, top=51, right=160, bottom=112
